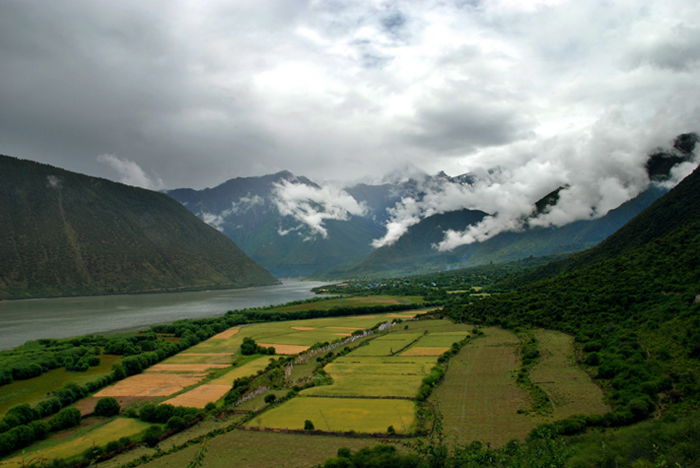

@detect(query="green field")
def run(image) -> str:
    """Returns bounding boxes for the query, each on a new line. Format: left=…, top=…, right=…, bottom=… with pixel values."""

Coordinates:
left=529, top=329, right=610, bottom=422
left=350, top=333, right=423, bottom=356
left=0, top=355, right=121, bottom=416
left=2, top=417, right=152, bottom=466
left=303, top=356, right=434, bottom=398
left=209, top=356, right=272, bottom=386
left=137, top=430, right=380, bottom=468
left=431, top=327, right=534, bottom=446
left=411, top=332, right=468, bottom=348
left=247, top=397, right=415, bottom=433
left=268, top=295, right=423, bottom=312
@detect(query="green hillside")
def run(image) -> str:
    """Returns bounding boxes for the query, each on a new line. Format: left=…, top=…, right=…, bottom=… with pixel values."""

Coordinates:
left=0, top=155, right=279, bottom=299
left=446, top=165, right=700, bottom=422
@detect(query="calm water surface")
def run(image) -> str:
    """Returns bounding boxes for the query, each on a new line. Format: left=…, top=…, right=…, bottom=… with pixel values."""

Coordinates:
left=0, top=280, right=330, bottom=350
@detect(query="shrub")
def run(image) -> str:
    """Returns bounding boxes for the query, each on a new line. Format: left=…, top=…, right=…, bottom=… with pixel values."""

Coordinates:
left=264, top=394, right=277, bottom=404
left=142, top=425, right=163, bottom=447
left=304, top=420, right=315, bottom=431
left=166, top=416, right=186, bottom=432
left=48, top=407, right=81, bottom=432
left=94, top=397, right=120, bottom=417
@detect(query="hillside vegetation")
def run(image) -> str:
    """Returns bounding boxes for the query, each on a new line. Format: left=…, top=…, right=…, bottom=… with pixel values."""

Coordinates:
left=0, top=155, right=278, bottom=299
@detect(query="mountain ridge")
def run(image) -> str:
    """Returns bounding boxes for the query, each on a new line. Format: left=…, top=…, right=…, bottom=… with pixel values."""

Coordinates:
left=0, top=155, right=279, bottom=300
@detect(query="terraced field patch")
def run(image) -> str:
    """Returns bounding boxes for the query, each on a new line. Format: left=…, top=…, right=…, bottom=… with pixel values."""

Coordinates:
left=530, top=329, right=610, bottom=422
left=351, top=333, right=423, bottom=356
left=164, top=384, right=231, bottom=408
left=432, top=327, right=534, bottom=446
left=95, top=373, right=206, bottom=398
left=303, top=356, right=434, bottom=398
left=247, top=397, right=415, bottom=433
left=209, top=356, right=272, bottom=386
left=401, top=347, right=450, bottom=356
left=211, top=328, right=240, bottom=339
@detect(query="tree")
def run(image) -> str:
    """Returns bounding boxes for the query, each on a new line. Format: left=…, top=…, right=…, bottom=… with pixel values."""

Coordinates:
left=304, top=420, right=315, bottom=431
left=94, top=397, right=120, bottom=417
left=264, top=394, right=276, bottom=404
left=142, top=425, right=163, bottom=447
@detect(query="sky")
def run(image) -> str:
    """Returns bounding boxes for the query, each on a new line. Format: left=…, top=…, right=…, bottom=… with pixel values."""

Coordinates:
left=1, top=0, right=699, bottom=249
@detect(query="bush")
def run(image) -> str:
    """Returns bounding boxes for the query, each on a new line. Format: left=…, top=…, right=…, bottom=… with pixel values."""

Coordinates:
left=304, top=420, right=315, bottom=431
left=142, top=425, right=163, bottom=447
left=94, top=397, right=120, bottom=417
left=48, top=407, right=81, bottom=432
left=264, top=394, right=277, bottom=404
left=166, top=416, right=186, bottom=432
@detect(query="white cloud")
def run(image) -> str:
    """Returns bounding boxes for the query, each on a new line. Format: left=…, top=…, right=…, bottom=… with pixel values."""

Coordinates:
left=97, top=154, right=164, bottom=190
left=272, top=180, right=368, bottom=238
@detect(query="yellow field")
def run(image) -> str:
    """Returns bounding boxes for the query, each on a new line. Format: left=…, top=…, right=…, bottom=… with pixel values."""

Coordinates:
left=209, top=356, right=272, bottom=385
left=3, top=418, right=151, bottom=466
left=164, top=384, right=231, bottom=408
left=401, top=347, right=450, bottom=356
left=95, top=373, right=206, bottom=398
left=303, top=356, right=434, bottom=398
left=247, top=397, right=415, bottom=433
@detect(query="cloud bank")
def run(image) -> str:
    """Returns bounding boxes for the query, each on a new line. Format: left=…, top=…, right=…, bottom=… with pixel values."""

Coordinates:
left=272, top=180, right=367, bottom=238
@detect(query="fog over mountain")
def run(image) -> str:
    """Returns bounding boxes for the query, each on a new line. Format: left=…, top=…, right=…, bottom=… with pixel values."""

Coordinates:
left=1, top=1, right=699, bottom=259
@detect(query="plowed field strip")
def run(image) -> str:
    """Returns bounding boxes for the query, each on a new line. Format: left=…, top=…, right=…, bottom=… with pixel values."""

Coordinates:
left=433, top=327, right=533, bottom=446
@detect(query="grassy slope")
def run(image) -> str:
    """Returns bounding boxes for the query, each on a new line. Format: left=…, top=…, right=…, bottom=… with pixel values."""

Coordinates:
left=0, top=155, right=278, bottom=299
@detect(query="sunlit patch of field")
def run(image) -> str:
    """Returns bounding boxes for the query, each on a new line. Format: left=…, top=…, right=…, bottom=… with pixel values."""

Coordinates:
left=247, top=397, right=415, bottom=434
left=401, top=347, right=450, bottom=357
left=95, top=373, right=206, bottom=398
left=2, top=418, right=151, bottom=466
left=256, top=344, right=309, bottom=355
left=156, top=353, right=234, bottom=365
left=413, top=333, right=468, bottom=348
left=211, top=328, right=240, bottom=339
left=350, top=333, right=423, bottom=356
left=164, top=384, right=231, bottom=408
left=146, top=364, right=231, bottom=372
left=432, top=327, right=534, bottom=446
left=209, top=356, right=272, bottom=386
left=303, top=356, right=434, bottom=398
left=529, top=329, right=610, bottom=422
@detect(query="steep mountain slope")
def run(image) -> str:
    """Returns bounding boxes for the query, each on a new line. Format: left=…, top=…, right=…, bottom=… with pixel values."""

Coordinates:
left=166, top=172, right=385, bottom=277
left=447, top=164, right=700, bottom=421
left=0, top=155, right=278, bottom=299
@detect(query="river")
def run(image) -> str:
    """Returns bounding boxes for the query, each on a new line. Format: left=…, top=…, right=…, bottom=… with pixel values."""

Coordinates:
left=0, top=280, right=330, bottom=350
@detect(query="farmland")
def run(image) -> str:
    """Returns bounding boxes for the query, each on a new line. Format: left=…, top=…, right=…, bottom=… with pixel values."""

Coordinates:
left=246, top=397, right=416, bottom=433
left=431, top=327, right=535, bottom=446
left=0, top=296, right=615, bottom=468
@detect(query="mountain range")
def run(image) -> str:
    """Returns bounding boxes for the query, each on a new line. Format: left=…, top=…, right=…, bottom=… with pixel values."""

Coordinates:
left=0, top=155, right=278, bottom=300
left=166, top=146, right=694, bottom=278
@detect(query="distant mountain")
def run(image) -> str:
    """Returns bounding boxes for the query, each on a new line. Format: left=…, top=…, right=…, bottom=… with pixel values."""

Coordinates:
left=166, top=172, right=386, bottom=277
left=323, top=186, right=667, bottom=278
left=0, top=155, right=278, bottom=300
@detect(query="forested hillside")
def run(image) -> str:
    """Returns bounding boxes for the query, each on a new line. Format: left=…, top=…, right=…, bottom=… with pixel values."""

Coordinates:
left=0, top=156, right=279, bottom=299
left=446, top=165, right=700, bottom=424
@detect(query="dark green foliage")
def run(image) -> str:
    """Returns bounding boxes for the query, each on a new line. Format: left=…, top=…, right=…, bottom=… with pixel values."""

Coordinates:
left=304, top=420, right=315, bottom=431
left=166, top=416, right=186, bottom=432
left=48, top=407, right=81, bottom=431
left=264, top=394, right=276, bottom=404
left=93, top=397, right=121, bottom=417
left=0, top=154, right=278, bottom=301
left=142, top=425, right=163, bottom=447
